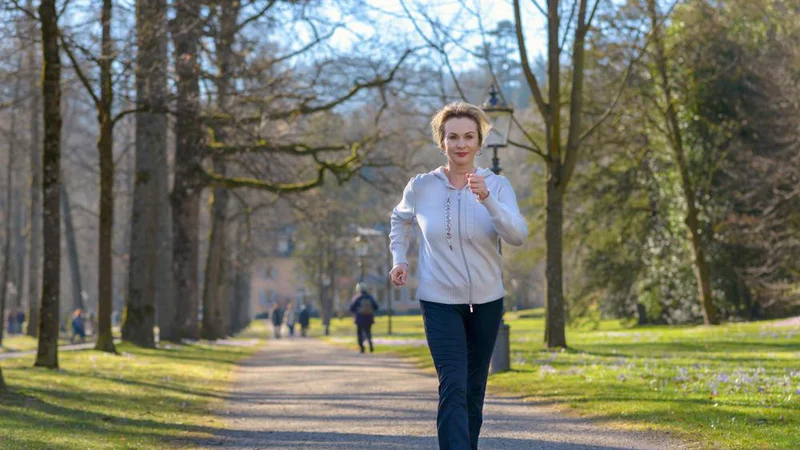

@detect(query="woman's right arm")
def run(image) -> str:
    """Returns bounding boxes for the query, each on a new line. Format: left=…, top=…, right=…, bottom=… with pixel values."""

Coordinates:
left=389, top=177, right=417, bottom=284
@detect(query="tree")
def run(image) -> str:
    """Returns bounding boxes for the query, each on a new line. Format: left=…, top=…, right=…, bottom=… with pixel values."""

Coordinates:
left=169, top=0, right=204, bottom=340
left=25, top=0, right=42, bottom=339
left=34, top=0, right=63, bottom=369
left=125, top=0, right=171, bottom=347
left=129, top=0, right=175, bottom=345
left=59, top=0, right=121, bottom=352
left=511, top=0, right=596, bottom=347
left=201, top=0, right=240, bottom=341
left=0, top=366, right=5, bottom=390
left=61, top=187, right=84, bottom=312
left=0, top=52, right=22, bottom=346
left=170, top=1, right=412, bottom=340
left=645, top=0, right=718, bottom=325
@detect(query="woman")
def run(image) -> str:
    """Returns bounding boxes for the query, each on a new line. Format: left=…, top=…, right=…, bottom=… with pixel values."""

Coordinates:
left=389, top=102, right=528, bottom=450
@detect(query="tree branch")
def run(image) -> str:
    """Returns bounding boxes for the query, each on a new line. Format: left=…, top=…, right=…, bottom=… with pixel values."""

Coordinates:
left=514, top=0, right=548, bottom=119
left=264, top=48, right=415, bottom=120
left=59, top=34, right=101, bottom=109
left=233, top=0, right=278, bottom=34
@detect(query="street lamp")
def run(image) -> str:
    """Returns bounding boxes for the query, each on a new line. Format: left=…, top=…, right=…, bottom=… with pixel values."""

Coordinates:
left=353, top=234, right=369, bottom=282
left=482, top=83, right=514, bottom=374
left=481, top=83, right=514, bottom=175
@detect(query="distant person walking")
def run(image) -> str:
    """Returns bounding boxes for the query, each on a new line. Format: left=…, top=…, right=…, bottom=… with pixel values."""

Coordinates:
left=349, top=283, right=379, bottom=353
left=285, top=303, right=296, bottom=338
left=298, top=304, right=310, bottom=337
left=6, top=308, right=18, bottom=335
left=389, top=102, right=528, bottom=450
left=270, top=303, right=284, bottom=339
left=70, top=309, right=86, bottom=344
left=17, top=310, right=25, bottom=335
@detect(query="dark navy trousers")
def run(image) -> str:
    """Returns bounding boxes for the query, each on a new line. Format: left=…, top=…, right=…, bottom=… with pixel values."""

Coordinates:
left=420, top=298, right=504, bottom=450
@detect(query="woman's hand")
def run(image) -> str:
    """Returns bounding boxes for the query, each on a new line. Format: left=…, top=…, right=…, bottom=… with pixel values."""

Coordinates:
left=466, top=173, right=489, bottom=200
left=390, top=263, right=409, bottom=287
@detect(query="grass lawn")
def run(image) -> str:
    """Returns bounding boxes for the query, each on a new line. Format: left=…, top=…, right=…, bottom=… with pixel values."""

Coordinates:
left=1, top=335, right=74, bottom=353
left=0, top=322, right=266, bottom=450
left=316, top=309, right=800, bottom=450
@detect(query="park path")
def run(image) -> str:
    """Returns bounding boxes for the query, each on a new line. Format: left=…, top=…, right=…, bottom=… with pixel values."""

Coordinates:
left=188, top=338, right=688, bottom=450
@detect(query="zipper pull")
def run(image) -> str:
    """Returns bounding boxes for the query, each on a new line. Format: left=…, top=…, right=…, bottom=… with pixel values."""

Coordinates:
left=469, top=301, right=473, bottom=313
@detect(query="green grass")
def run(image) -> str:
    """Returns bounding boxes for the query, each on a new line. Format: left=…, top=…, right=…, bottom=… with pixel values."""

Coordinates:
left=0, top=323, right=266, bottom=450
left=317, top=310, right=800, bottom=450
left=1, top=334, right=75, bottom=353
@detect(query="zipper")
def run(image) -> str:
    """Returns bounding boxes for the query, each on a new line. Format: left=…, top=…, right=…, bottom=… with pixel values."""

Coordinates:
left=457, top=188, right=474, bottom=313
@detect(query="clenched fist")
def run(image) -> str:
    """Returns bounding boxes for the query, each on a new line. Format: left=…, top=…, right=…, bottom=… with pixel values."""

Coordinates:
left=389, top=263, right=409, bottom=287
left=466, top=173, right=489, bottom=201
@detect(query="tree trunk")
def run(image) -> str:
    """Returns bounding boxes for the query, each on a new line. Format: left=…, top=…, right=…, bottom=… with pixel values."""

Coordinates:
left=542, top=0, right=567, bottom=348
left=646, top=0, right=719, bottom=325
left=125, top=0, right=169, bottom=347
left=201, top=0, right=239, bottom=341
left=14, top=188, right=28, bottom=312
left=34, top=0, right=62, bottom=369
left=171, top=0, right=204, bottom=340
left=0, top=142, right=13, bottom=346
left=61, top=187, right=84, bottom=312
left=201, top=166, right=228, bottom=340
left=94, top=0, right=117, bottom=353
left=26, top=0, right=42, bottom=338
left=544, top=164, right=567, bottom=348
left=0, top=367, right=5, bottom=390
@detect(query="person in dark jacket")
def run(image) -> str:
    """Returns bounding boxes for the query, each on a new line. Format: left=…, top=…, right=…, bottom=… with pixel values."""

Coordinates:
left=349, top=283, right=379, bottom=353
left=298, top=304, right=311, bottom=337
left=270, top=303, right=284, bottom=339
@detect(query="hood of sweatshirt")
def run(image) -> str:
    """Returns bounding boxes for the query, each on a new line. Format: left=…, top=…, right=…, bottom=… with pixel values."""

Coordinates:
left=430, top=166, right=494, bottom=250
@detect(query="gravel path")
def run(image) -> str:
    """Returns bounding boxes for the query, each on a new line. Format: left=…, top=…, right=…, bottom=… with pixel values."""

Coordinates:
left=188, top=338, right=687, bottom=450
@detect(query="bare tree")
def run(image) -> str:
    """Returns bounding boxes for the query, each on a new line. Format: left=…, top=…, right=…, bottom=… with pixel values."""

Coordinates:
left=0, top=47, right=23, bottom=346
left=201, top=0, right=240, bottom=340
left=61, top=186, right=84, bottom=312
left=124, top=0, right=173, bottom=346
left=34, top=0, right=63, bottom=369
left=510, top=0, right=596, bottom=347
left=169, top=0, right=204, bottom=340
left=59, top=0, right=122, bottom=352
left=25, top=0, right=41, bottom=338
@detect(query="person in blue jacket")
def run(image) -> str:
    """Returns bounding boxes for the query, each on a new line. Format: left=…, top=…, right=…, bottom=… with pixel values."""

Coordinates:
left=349, top=283, right=379, bottom=353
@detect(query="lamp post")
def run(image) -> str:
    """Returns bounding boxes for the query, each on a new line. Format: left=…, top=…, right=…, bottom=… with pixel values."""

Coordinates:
left=353, top=234, right=369, bottom=282
left=481, top=83, right=514, bottom=175
left=481, top=83, right=514, bottom=374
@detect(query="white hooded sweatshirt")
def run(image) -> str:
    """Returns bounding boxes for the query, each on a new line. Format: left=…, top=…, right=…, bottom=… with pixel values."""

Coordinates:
left=389, top=167, right=528, bottom=306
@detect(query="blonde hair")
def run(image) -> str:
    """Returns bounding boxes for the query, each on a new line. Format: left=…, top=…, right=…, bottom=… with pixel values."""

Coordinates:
left=430, top=102, right=492, bottom=149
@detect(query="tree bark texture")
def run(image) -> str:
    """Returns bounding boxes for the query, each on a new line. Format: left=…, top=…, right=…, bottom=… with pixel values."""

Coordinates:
left=0, top=137, right=13, bottom=346
left=34, top=0, right=62, bottom=369
left=201, top=0, right=239, bottom=340
left=125, top=0, right=169, bottom=347
left=26, top=0, right=42, bottom=338
left=94, top=0, right=118, bottom=353
left=61, top=187, right=84, bottom=312
left=201, top=170, right=229, bottom=340
left=171, top=0, right=204, bottom=340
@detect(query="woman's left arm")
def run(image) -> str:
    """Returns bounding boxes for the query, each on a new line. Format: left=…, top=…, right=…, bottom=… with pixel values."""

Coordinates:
left=478, top=178, right=529, bottom=246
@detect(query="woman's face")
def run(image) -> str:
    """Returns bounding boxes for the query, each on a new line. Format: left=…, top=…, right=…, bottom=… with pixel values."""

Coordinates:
left=442, top=117, right=480, bottom=167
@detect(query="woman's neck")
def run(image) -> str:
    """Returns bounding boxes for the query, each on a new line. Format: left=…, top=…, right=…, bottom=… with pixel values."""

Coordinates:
left=445, top=164, right=475, bottom=189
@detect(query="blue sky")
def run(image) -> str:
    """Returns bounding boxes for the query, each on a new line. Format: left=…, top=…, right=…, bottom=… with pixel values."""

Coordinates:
left=327, top=0, right=547, bottom=63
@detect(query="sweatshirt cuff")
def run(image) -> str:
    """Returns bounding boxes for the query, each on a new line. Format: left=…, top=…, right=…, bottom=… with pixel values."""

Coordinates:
left=477, top=191, right=501, bottom=215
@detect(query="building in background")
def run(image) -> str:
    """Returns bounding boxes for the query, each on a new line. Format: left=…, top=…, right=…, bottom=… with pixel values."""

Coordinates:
left=249, top=227, right=303, bottom=318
